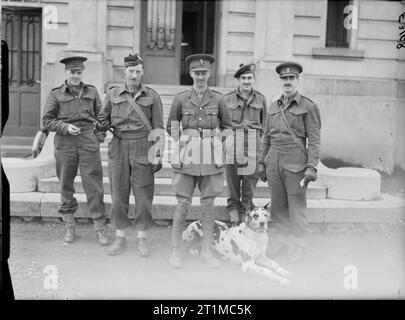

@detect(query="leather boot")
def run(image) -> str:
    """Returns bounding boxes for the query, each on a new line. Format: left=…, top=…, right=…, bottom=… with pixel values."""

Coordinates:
left=96, top=229, right=109, bottom=246
left=62, top=213, right=76, bottom=243
left=107, top=236, right=127, bottom=256
left=136, top=238, right=150, bottom=257
left=200, top=200, right=221, bottom=268
left=64, top=227, right=76, bottom=243
left=169, top=247, right=183, bottom=269
left=228, top=208, right=239, bottom=227
left=171, top=201, right=190, bottom=248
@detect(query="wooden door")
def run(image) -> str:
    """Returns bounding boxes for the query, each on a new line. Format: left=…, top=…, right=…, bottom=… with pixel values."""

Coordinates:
left=1, top=8, right=42, bottom=137
left=140, top=0, right=183, bottom=84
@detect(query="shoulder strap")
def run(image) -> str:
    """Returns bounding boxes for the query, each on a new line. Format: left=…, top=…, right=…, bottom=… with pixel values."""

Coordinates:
left=125, top=93, right=152, bottom=131
left=279, top=107, right=307, bottom=154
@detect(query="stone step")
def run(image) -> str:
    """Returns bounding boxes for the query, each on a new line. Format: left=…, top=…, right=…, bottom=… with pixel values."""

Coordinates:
left=10, top=192, right=405, bottom=223
left=0, top=136, right=34, bottom=158
left=37, top=176, right=327, bottom=199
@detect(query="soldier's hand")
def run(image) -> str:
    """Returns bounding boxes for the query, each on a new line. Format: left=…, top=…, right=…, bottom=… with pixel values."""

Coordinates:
left=257, top=163, right=267, bottom=182
left=67, top=124, right=81, bottom=135
left=304, top=167, right=317, bottom=184
left=151, top=161, right=163, bottom=174
left=95, top=131, right=106, bottom=144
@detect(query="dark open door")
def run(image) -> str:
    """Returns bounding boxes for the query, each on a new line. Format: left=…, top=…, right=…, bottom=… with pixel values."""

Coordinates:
left=180, top=0, right=218, bottom=86
left=1, top=8, right=42, bottom=137
left=140, top=0, right=183, bottom=84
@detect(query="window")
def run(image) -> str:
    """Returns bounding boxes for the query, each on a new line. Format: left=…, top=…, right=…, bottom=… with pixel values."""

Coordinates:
left=325, top=0, right=350, bottom=48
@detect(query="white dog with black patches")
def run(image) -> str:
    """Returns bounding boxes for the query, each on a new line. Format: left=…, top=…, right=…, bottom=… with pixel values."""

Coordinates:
left=182, top=204, right=293, bottom=286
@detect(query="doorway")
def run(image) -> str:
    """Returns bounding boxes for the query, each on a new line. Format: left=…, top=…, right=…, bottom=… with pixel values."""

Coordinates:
left=180, top=0, right=218, bottom=85
left=140, top=0, right=218, bottom=86
left=1, top=7, right=42, bottom=137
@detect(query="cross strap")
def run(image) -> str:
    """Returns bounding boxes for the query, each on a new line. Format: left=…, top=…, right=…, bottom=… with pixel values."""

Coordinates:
left=279, top=107, right=307, bottom=154
left=125, top=93, right=152, bottom=132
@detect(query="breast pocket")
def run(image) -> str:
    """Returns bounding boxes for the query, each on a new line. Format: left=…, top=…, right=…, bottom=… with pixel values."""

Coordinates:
left=181, top=107, right=197, bottom=128
left=268, top=109, right=282, bottom=131
left=287, top=107, right=307, bottom=133
left=110, top=96, right=129, bottom=120
left=57, top=96, right=76, bottom=116
left=248, top=103, right=262, bottom=122
left=229, top=104, right=243, bottom=123
left=80, top=96, right=95, bottom=115
left=205, top=106, right=219, bottom=128
left=136, top=97, right=153, bottom=120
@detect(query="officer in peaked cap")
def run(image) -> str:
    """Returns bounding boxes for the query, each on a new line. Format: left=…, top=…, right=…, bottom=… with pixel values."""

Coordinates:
left=166, top=53, right=232, bottom=268
left=223, top=63, right=267, bottom=227
left=97, top=53, right=164, bottom=257
left=258, top=61, right=321, bottom=263
left=42, top=55, right=108, bottom=245
left=275, top=61, right=303, bottom=78
left=59, top=56, right=87, bottom=70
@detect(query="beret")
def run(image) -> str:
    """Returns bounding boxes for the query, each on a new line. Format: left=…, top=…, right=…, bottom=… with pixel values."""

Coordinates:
left=124, top=53, right=144, bottom=68
left=234, top=63, right=256, bottom=78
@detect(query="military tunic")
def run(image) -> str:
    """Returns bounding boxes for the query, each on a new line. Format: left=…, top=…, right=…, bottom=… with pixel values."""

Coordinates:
left=166, top=87, right=232, bottom=203
left=42, top=82, right=106, bottom=229
left=97, top=83, right=164, bottom=230
left=258, top=92, right=321, bottom=236
left=224, top=88, right=267, bottom=220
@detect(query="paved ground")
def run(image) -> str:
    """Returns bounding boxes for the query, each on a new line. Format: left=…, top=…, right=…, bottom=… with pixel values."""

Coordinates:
left=8, top=219, right=405, bottom=300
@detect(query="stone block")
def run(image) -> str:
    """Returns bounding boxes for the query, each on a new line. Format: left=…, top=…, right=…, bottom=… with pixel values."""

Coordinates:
left=321, top=167, right=381, bottom=201
left=10, top=193, right=43, bottom=216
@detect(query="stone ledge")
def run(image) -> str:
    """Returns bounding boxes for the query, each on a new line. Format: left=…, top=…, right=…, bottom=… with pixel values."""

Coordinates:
left=37, top=176, right=327, bottom=199
left=312, top=47, right=365, bottom=60
left=10, top=192, right=405, bottom=223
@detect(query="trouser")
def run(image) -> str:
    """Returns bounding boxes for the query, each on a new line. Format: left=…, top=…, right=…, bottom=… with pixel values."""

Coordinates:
left=108, top=136, right=154, bottom=231
left=266, top=145, right=314, bottom=238
left=54, top=131, right=106, bottom=231
left=225, top=163, right=259, bottom=222
left=171, top=172, right=224, bottom=249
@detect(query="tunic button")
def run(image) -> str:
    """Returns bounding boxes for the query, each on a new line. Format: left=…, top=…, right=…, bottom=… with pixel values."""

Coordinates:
left=199, top=117, right=202, bottom=120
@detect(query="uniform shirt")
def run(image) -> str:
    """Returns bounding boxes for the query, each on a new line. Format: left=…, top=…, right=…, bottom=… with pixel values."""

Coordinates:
left=97, top=83, right=164, bottom=138
left=42, top=81, right=102, bottom=135
left=166, top=87, right=232, bottom=140
left=224, top=88, right=267, bottom=163
left=224, top=87, right=267, bottom=131
left=166, top=87, right=232, bottom=176
left=259, top=91, right=321, bottom=170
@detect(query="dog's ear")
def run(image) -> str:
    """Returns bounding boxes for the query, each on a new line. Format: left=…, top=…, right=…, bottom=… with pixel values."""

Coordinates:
left=245, top=206, right=251, bottom=215
left=264, top=202, right=270, bottom=210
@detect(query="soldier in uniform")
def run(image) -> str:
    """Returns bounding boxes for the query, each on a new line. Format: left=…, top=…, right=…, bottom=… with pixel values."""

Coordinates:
left=42, top=56, right=108, bottom=245
left=257, top=61, right=321, bottom=263
left=96, top=54, right=164, bottom=256
left=224, top=63, right=267, bottom=226
left=166, top=54, right=232, bottom=268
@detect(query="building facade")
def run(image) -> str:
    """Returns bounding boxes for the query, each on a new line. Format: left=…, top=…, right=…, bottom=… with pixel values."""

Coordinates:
left=1, top=0, right=405, bottom=173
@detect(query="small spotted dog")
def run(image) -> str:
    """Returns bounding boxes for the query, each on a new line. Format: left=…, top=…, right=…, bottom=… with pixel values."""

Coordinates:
left=182, top=204, right=293, bottom=286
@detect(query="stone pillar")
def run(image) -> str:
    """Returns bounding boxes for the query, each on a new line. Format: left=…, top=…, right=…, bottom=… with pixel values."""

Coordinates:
left=254, top=0, right=296, bottom=101
left=56, top=0, right=107, bottom=96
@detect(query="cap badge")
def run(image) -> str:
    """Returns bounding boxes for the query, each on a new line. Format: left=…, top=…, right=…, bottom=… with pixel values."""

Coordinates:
left=286, top=67, right=290, bottom=72
left=200, top=59, right=204, bottom=65
left=250, top=65, right=255, bottom=71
